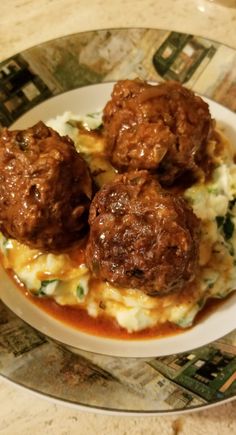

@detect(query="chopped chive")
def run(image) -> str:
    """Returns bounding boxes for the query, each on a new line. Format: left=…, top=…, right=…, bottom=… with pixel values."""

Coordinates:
left=38, top=279, right=59, bottom=296
left=87, top=112, right=99, bottom=118
left=76, top=285, right=85, bottom=300
left=216, top=216, right=224, bottom=228
left=229, top=198, right=236, bottom=210
left=216, top=214, right=234, bottom=240
left=223, top=214, right=234, bottom=240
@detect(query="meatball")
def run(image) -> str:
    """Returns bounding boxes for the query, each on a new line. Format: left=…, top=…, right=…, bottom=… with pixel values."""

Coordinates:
left=0, top=121, right=92, bottom=251
left=86, top=171, right=200, bottom=296
left=103, top=79, right=213, bottom=185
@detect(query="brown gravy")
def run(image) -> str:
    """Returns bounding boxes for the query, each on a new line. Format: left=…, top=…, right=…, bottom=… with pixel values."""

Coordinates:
left=5, top=265, right=235, bottom=341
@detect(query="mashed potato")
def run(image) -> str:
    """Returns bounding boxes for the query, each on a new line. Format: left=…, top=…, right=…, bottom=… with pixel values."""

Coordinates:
left=1, top=113, right=236, bottom=333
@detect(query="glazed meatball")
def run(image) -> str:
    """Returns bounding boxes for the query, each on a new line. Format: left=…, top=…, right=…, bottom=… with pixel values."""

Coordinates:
left=103, top=79, right=213, bottom=185
left=0, top=121, right=92, bottom=251
left=86, top=171, right=200, bottom=296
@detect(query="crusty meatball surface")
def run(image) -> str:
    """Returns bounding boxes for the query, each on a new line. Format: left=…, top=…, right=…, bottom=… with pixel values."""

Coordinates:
left=103, top=79, right=213, bottom=185
left=86, top=171, right=200, bottom=296
left=0, top=121, right=92, bottom=251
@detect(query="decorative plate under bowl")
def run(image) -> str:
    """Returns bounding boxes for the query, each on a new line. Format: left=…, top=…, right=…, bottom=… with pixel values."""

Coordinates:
left=0, top=28, right=236, bottom=414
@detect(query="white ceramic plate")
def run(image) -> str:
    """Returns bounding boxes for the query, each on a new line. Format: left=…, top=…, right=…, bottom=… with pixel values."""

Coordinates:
left=1, top=82, right=236, bottom=358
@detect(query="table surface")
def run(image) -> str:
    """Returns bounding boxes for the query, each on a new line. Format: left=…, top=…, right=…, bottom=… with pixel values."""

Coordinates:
left=0, top=0, right=236, bottom=434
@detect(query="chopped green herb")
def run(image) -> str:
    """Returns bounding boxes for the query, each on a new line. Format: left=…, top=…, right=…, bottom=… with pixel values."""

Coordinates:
left=228, top=244, right=234, bottom=256
left=208, top=282, right=214, bottom=289
left=216, top=216, right=224, bottom=228
left=40, top=279, right=58, bottom=287
left=223, top=214, right=234, bottom=240
left=207, top=187, right=218, bottom=195
left=38, top=279, right=59, bottom=296
left=67, top=119, right=82, bottom=128
left=76, top=285, right=85, bottom=300
left=87, top=112, right=99, bottom=119
left=216, top=214, right=235, bottom=240
left=203, top=278, right=215, bottom=289
left=229, top=198, right=236, bottom=210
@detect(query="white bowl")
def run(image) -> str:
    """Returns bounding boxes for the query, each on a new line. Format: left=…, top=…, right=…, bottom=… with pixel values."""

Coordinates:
left=1, top=82, right=236, bottom=357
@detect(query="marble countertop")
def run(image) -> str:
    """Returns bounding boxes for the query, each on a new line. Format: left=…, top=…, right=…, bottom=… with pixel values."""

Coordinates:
left=0, top=0, right=236, bottom=434
left=1, top=0, right=236, bottom=61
